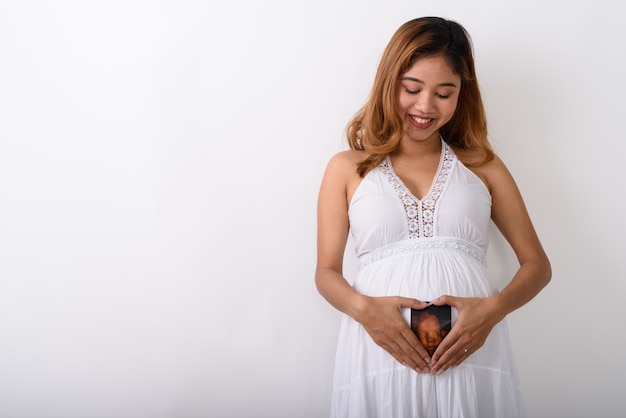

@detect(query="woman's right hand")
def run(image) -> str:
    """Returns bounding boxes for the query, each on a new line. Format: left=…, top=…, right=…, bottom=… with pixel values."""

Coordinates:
left=352, top=295, right=433, bottom=373
left=315, top=152, right=432, bottom=373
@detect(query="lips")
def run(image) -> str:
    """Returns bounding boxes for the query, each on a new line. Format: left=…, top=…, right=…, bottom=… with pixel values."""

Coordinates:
left=412, top=116, right=432, bottom=124
left=410, top=115, right=435, bottom=128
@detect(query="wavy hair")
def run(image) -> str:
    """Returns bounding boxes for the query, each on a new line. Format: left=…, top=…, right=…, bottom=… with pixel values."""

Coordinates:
left=347, top=17, right=494, bottom=176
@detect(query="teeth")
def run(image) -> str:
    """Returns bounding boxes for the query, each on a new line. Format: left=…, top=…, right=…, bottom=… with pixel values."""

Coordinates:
left=412, top=116, right=432, bottom=124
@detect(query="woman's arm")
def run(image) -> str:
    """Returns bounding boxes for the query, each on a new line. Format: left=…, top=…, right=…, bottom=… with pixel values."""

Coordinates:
left=429, top=155, right=551, bottom=374
left=315, top=152, right=432, bottom=372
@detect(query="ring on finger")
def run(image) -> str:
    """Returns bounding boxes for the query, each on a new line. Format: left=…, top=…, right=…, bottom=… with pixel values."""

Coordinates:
left=462, top=347, right=468, bottom=353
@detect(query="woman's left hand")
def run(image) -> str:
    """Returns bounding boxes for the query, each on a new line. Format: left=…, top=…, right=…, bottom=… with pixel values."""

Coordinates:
left=428, top=295, right=504, bottom=374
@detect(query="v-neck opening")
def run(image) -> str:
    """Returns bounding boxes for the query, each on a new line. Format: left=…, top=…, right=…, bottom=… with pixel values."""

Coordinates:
left=380, top=140, right=455, bottom=238
left=385, top=141, right=447, bottom=202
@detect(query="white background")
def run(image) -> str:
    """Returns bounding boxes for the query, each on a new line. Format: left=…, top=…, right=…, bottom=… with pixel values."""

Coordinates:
left=1, top=1, right=625, bottom=417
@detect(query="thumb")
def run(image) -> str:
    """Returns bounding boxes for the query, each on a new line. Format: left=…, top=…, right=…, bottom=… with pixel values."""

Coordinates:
left=397, top=296, right=429, bottom=310
left=431, top=294, right=458, bottom=307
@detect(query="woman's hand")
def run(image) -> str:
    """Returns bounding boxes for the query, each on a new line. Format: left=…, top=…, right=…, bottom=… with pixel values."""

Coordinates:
left=428, top=295, right=505, bottom=374
left=352, top=295, right=433, bottom=373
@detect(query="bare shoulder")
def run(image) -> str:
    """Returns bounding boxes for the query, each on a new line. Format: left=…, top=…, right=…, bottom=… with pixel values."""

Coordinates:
left=321, top=149, right=367, bottom=204
left=326, top=149, right=366, bottom=169
left=476, top=154, right=519, bottom=195
left=323, top=149, right=365, bottom=181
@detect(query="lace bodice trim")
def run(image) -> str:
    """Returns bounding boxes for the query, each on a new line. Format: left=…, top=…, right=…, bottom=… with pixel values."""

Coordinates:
left=380, top=141, right=454, bottom=238
left=359, top=238, right=486, bottom=268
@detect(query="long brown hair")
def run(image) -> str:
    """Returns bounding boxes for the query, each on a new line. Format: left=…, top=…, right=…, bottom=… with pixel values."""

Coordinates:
left=347, top=17, right=494, bottom=176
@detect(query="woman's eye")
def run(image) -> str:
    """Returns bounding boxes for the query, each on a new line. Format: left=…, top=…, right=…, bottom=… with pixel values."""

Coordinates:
left=403, top=87, right=450, bottom=99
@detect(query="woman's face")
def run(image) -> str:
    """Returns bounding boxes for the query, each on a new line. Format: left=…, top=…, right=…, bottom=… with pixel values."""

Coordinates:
left=397, top=54, right=461, bottom=144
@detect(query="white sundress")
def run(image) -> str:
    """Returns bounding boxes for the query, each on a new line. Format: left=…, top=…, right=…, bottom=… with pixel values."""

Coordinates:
left=330, top=141, right=525, bottom=418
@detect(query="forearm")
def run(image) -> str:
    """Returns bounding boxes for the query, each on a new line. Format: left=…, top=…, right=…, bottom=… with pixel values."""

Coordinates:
left=315, top=267, right=366, bottom=320
left=492, top=256, right=552, bottom=319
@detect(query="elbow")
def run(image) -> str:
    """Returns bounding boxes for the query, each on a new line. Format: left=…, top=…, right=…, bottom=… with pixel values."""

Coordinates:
left=314, top=269, right=324, bottom=294
left=539, top=256, right=552, bottom=289
left=521, top=252, right=552, bottom=290
left=314, top=265, right=334, bottom=295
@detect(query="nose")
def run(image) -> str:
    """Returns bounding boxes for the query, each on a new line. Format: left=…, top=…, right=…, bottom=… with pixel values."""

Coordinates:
left=414, top=94, right=435, bottom=114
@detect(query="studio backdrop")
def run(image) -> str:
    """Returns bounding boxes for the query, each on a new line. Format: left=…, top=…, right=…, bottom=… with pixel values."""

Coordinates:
left=0, top=1, right=624, bottom=417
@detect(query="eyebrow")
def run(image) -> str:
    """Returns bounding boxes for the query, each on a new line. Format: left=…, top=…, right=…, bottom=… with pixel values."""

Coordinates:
left=401, top=77, right=458, bottom=88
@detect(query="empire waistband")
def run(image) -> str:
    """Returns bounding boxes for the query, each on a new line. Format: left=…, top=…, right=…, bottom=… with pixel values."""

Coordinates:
left=358, top=237, right=487, bottom=269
